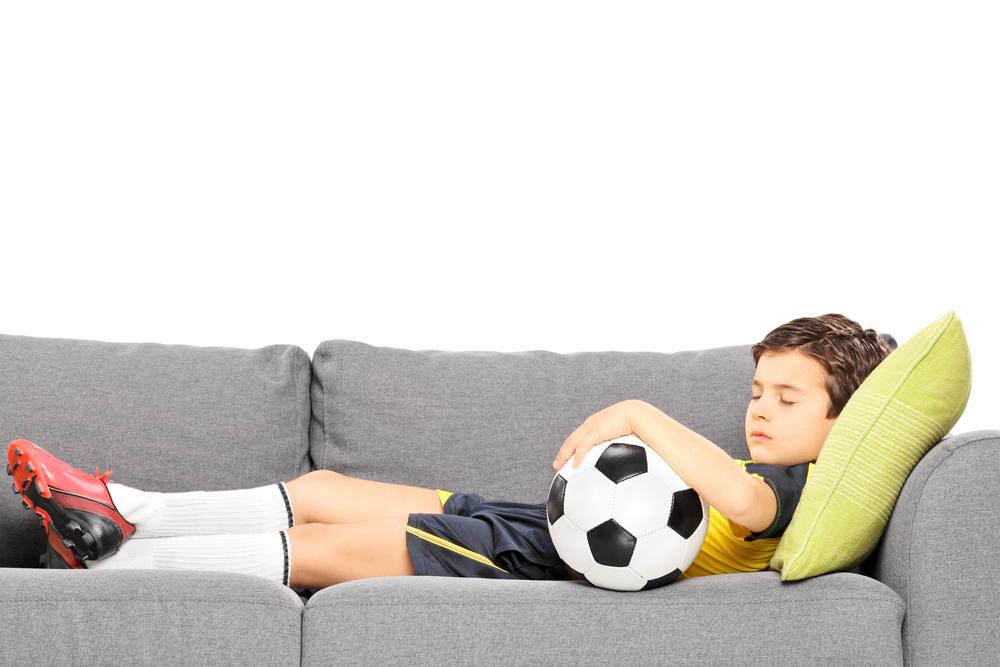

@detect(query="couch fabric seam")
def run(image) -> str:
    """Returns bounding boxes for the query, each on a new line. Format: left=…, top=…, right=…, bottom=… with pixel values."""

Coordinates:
left=307, top=597, right=905, bottom=611
left=8, top=599, right=302, bottom=608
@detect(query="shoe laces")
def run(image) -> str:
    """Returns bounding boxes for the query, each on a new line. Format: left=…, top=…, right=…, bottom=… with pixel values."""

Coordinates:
left=93, top=466, right=113, bottom=482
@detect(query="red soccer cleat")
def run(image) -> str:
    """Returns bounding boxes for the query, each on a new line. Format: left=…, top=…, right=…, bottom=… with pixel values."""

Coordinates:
left=40, top=523, right=87, bottom=569
left=7, top=438, right=136, bottom=568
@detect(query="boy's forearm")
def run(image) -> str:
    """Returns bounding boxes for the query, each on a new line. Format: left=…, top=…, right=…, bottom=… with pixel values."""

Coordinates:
left=631, top=401, right=753, bottom=522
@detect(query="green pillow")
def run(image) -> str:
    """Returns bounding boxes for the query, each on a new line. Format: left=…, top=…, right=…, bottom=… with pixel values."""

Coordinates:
left=770, top=309, right=972, bottom=580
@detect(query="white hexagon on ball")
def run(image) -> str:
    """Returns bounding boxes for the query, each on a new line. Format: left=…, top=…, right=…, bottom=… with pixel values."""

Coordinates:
left=612, top=471, right=675, bottom=538
left=547, top=515, right=595, bottom=575
left=645, top=447, right=689, bottom=489
left=628, top=524, right=691, bottom=580
left=585, top=562, right=647, bottom=592
left=562, top=467, right=617, bottom=532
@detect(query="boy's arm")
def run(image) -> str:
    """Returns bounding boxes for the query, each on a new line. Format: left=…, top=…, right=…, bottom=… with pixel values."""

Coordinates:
left=632, top=401, right=775, bottom=531
left=738, top=473, right=780, bottom=534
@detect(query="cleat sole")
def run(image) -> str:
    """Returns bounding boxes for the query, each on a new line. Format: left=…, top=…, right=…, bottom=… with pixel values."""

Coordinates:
left=7, top=440, right=131, bottom=563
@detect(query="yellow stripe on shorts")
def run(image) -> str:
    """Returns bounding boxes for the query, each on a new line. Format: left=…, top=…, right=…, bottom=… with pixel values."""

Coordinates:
left=409, top=489, right=509, bottom=575
left=404, top=525, right=510, bottom=574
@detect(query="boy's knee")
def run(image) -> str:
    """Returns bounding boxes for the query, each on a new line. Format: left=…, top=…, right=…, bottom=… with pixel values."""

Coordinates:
left=303, top=469, right=342, bottom=486
left=306, top=470, right=343, bottom=482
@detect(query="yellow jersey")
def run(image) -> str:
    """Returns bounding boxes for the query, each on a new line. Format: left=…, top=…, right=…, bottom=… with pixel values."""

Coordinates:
left=681, top=458, right=814, bottom=579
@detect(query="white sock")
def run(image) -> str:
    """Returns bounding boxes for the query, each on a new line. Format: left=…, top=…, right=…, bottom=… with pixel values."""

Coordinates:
left=83, top=530, right=293, bottom=588
left=104, top=481, right=295, bottom=538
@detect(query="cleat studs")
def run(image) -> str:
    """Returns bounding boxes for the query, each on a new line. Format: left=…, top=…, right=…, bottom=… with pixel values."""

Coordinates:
left=21, top=478, right=30, bottom=491
left=20, top=499, right=31, bottom=511
left=4, top=463, right=9, bottom=476
left=12, top=462, right=18, bottom=471
left=25, top=463, right=33, bottom=474
left=13, top=448, right=21, bottom=457
left=11, top=481, right=17, bottom=495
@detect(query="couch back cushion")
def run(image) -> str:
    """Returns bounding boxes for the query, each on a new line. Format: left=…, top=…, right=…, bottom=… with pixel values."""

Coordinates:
left=310, top=340, right=758, bottom=503
left=0, top=333, right=312, bottom=567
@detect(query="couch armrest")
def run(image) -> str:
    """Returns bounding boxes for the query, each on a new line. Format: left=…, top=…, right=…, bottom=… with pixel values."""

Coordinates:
left=861, top=430, right=1000, bottom=666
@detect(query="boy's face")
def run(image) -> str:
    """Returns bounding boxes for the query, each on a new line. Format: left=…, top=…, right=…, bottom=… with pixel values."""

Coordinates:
left=744, top=349, right=838, bottom=466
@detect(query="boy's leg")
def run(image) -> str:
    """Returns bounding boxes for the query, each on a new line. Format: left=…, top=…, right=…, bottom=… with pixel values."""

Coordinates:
left=7, top=438, right=294, bottom=546
left=287, top=517, right=415, bottom=588
left=83, top=529, right=293, bottom=585
left=85, top=517, right=417, bottom=590
left=7, top=438, right=442, bottom=570
left=283, top=470, right=445, bottom=525
left=105, top=481, right=294, bottom=538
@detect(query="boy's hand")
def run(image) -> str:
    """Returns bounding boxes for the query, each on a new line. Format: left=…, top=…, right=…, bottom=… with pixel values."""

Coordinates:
left=552, top=399, right=646, bottom=470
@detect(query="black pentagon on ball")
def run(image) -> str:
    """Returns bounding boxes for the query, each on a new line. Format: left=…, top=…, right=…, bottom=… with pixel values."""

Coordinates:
left=667, top=488, right=703, bottom=539
left=594, top=442, right=647, bottom=484
left=587, top=518, right=636, bottom=567
left=546, top=474, right=568, bottom=525
left=641, top=568, right=683, bottom=590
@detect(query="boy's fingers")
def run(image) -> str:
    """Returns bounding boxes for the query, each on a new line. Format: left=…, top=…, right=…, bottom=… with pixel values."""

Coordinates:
left=553, top=446, right=572, bottom=469
left=554, top=431, right=589, bottom=469
left=574, top=443, right=594, bottom=467
left=553, top=441, right=582, bottom=470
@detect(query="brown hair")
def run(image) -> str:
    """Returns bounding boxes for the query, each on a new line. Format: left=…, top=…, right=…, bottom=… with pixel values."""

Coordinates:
left=751, top=314, right=897, bottom=418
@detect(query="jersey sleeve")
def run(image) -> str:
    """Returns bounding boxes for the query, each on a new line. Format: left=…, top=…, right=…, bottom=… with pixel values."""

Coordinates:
left=740, top=461, right=813, bottom=541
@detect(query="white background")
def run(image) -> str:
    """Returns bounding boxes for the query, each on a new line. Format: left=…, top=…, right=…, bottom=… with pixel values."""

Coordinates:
left=2, top=2, right=996, bottom=435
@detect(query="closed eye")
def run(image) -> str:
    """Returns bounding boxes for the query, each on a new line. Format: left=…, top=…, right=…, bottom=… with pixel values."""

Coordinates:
left=751, top=396, right=795, bottom=406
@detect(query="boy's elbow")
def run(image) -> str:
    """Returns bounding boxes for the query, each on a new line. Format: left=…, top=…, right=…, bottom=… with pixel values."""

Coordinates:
left=732, top=477, right=778, bottom=534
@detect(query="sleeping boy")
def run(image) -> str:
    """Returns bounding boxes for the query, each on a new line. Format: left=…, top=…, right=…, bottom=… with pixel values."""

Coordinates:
left=7, top=313, right=894, bottom=588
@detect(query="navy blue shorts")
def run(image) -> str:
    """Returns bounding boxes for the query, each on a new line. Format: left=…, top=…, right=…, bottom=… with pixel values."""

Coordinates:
left=406, top=489, right=581, bottom=581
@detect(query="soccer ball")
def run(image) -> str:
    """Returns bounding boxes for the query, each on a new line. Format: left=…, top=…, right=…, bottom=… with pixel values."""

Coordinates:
left=546, top=433, right=708, bottom=591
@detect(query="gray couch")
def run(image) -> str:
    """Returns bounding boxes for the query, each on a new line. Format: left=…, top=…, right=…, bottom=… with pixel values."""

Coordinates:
left=1, top=333, right=996, bottom=666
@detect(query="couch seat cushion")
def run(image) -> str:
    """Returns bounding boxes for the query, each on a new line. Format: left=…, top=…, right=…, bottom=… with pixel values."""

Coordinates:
left=302, top=571, right=903, bottom=664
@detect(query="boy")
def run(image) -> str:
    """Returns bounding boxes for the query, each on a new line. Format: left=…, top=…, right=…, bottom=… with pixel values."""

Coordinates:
left=6, top=313, right=895, bottom=590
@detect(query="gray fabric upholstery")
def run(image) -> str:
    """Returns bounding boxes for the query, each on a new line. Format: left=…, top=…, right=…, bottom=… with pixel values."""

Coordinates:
left=0, top=333, right=312, bottom=568
left=310, top=339, right=757, bottom=502
left=0, top=569, right=302, bottom=666
left=862, top=430, right=1000, bottom=666
left=302, top=571, right=903, bottom=665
